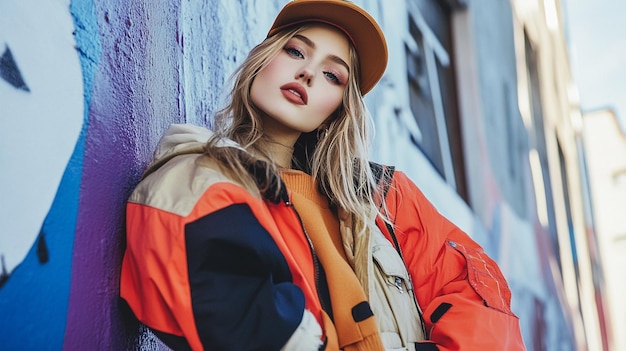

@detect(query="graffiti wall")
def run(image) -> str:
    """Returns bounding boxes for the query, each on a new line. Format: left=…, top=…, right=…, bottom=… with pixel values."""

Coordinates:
left=0, top=0, right=92, bottom=349
left=0, top=0, right=283, bottom=349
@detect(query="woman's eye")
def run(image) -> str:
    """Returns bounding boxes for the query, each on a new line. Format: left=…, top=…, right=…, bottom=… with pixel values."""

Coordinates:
left=285, top=47, right=304, bottom=59
left=324, top=71, right=341, bottom=84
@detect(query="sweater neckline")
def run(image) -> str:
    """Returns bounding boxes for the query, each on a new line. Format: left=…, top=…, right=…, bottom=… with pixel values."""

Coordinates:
left=280, top=170, right=330, bottom=209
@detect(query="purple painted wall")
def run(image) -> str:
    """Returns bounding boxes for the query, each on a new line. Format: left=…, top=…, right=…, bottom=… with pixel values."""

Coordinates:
left=63, top=1, right=184, bottom=347
left=1, top=1, right=284, bottom=349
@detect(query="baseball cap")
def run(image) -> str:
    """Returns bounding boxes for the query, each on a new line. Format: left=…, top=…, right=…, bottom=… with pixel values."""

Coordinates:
left=267, top=0, right=388, bottom=95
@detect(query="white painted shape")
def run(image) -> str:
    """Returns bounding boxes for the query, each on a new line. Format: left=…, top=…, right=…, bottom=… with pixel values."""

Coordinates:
left=0, top=0, right=83, bottom=273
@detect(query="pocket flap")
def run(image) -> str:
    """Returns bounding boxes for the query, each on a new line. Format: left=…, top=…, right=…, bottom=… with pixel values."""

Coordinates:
left=372, top=243, right=410, bottom=280
left=448, top=240, right=515, bottom=316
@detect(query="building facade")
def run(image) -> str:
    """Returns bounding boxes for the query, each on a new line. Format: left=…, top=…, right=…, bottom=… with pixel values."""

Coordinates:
left=581, top=108, right=626, bottom=351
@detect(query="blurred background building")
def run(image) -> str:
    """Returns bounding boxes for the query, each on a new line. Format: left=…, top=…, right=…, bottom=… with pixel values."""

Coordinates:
left=0, top=0, right=621, bottom=350
left=580, top=108, right=626, bottom=351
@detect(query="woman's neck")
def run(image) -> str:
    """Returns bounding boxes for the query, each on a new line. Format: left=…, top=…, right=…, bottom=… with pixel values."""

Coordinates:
left=260, top=123, right=300, bottom=168
left=266, top=139, right=295, bottom=168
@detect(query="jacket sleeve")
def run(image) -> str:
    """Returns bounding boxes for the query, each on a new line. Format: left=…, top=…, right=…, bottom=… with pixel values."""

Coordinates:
left=385, top=171, right=525, bottom=351
left=121, top=196, right=321, bottom=351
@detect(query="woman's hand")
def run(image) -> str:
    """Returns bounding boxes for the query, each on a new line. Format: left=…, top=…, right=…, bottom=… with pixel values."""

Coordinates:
left=281, top=310, right=323, bottom=351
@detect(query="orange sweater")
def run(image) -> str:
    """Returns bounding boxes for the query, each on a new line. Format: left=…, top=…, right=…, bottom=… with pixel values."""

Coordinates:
left=281, top=170, right=384, bottom=351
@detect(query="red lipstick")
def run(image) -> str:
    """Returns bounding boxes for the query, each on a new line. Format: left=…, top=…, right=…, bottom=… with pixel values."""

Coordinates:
left=280, top=82, right=308, bottom=105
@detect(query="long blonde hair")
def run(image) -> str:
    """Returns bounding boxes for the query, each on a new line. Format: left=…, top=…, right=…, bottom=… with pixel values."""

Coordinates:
left=207, top=24, right=380, bottom=225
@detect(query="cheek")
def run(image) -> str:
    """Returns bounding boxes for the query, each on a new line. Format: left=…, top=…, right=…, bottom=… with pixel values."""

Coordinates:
left=252, top=57, right=283, bottom=91
left=317, top=90, right=344, bottom=117
left=259, top=56, right=288, bottom=81
left=251, top=61, right=284, bottom=109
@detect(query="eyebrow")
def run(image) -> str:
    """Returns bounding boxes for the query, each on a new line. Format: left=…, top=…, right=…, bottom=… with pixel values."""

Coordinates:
left=293, top=34, right=350, bottom=72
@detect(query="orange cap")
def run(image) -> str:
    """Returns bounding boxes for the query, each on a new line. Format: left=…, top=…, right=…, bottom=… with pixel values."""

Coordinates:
left=268, top=0, right=388, bottom=95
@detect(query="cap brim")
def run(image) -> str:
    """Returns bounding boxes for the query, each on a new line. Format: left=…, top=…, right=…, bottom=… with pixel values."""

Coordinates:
left=268, top=0, right=387, bottom=95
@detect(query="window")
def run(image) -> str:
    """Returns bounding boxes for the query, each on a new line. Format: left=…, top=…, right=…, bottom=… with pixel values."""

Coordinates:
left=525, top=31, right=560, bottom=266
left=404, top=0, right=467, bottom=201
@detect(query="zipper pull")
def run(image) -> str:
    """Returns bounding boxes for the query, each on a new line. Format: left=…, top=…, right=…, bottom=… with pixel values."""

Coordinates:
left=394, top=277, right=404, bottom=293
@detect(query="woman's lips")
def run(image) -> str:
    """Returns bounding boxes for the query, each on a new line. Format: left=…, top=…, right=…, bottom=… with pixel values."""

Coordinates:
left=280, top=83, right=308, bottom=105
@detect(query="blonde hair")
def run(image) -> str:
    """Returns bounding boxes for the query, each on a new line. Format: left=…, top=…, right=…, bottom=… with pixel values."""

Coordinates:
left=207, top=24, right=380, bottom=225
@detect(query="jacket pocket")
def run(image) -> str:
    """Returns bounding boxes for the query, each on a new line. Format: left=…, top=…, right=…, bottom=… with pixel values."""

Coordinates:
left=447, top=240, right=516, bottom=316
left=370, top=232, right=426, bottom=348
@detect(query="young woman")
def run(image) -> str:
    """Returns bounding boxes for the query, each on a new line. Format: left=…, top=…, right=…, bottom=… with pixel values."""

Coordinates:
left=120, top=1, right=526, bottom=350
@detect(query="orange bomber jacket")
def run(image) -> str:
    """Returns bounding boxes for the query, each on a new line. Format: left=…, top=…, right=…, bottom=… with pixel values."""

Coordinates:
left=120, top=124, right=526, bottom=351
left=120, top=125, right=330, bottom=351
left=377, top=168, right=526, bottom=350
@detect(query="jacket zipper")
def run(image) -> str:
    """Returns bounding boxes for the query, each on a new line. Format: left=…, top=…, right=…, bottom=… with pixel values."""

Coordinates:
left=284, top=200, right=332, bottom=317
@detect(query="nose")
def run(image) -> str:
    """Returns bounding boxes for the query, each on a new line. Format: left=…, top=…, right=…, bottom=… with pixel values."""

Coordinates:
left=296, top=67, right=314, bottom=86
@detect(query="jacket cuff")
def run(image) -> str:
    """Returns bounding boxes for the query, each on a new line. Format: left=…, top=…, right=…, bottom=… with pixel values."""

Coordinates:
left=416, top=341, right=439, bottom=351
left=281, top=310, right=323, bottom=351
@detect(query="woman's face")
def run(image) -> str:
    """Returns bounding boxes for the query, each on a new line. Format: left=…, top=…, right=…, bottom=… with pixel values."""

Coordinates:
left=250, top=24, right=351, bottom=145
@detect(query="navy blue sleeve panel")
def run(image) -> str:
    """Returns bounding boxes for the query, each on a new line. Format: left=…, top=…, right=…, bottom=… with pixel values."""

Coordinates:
left=185, top=203, right=304, bottom=351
